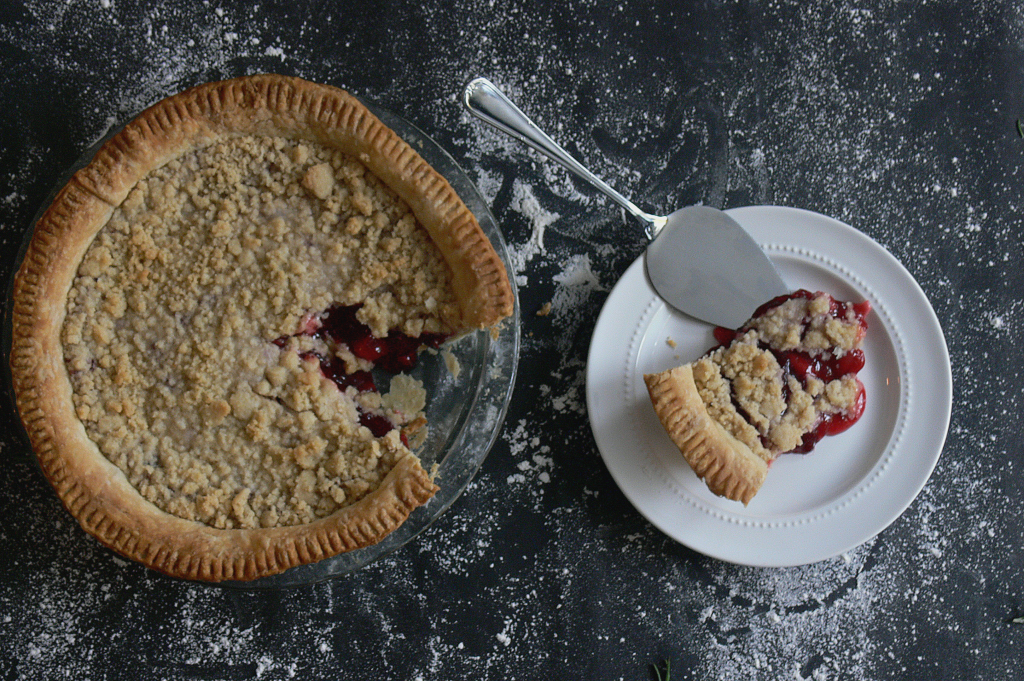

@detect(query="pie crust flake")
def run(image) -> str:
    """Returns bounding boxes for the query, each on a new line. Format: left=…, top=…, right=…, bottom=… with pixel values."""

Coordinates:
left=9, top=75, right=514, bottom=581
left=644, top=290, right=869, bottom=505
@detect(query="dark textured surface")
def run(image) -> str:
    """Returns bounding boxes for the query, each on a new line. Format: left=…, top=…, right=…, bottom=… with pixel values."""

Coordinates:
left=1, top=1, right=1023, bottom=679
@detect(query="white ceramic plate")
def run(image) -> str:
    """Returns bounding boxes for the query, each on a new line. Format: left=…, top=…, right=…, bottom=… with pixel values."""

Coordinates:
left=586, top=206, right=951, bottom=567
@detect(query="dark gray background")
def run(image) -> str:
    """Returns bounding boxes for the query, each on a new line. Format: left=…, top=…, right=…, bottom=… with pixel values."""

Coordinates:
left=1, top=1, right=1022, bottom=679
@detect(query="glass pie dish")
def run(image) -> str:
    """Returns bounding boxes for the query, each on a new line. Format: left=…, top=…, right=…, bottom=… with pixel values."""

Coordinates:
left=2, top=95, right=520, bottom=589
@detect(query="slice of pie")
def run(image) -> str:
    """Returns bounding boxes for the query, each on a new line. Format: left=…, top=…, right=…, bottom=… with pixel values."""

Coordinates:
left=9, top=75, right=514, bottom=581
left=644, top=290, right=870, bottom=504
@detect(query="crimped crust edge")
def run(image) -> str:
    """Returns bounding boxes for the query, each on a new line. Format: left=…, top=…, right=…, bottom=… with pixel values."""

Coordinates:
left=644, top=365, right=768, bottom=505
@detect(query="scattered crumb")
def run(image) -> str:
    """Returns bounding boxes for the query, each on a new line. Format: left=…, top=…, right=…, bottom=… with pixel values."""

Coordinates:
left=536, top=301, right=552, bottom=317
left=442, top=348, right=461, bottom=379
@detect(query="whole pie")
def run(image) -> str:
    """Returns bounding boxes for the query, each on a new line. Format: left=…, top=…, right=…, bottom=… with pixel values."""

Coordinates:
left=9, top=75, right=513, bottom=581
left=644, top=290, right=869, bottom=504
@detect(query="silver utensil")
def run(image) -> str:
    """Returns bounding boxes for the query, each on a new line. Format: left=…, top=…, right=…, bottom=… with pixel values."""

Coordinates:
left=462, top=77, right=788, bottom=329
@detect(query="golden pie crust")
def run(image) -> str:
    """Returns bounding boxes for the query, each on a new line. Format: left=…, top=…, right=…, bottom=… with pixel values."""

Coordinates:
left=9, top=74, right=513, bottom=581
left=644, top=366, right=767, bottom=505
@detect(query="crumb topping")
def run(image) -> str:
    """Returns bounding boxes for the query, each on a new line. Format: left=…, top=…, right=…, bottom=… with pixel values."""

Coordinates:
left=746, top=292, right=863, bottom=354
left=693, top=325, right=862, bottom=462
left=61, top=135, right=458, bottom=529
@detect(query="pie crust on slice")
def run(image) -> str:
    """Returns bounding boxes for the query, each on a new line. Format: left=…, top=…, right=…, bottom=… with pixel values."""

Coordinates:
left=644, top=290, right=869, bottom=505
left=9, top=75, right=514, bottom=581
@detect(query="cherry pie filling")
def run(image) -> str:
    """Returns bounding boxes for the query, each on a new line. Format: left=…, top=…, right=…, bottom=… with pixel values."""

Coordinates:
left=275, top=304, right=449, bottom=443
left=712, top=289, right=871, bottom=456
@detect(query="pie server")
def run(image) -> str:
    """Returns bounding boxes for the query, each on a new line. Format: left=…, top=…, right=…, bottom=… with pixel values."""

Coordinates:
left=462, top=77, right=789, bottom=329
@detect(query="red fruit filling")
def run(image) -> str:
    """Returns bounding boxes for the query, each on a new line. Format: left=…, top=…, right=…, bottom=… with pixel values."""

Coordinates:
left=716, top=289, right=870, bottom=455
left=792, top=381, right=865, bottom=453
left=273, top=304, right=450, bottom=445
left=313, top=305, right=448, bottom=374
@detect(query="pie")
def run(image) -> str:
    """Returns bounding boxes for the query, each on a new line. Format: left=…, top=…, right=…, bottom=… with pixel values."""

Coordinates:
left=8, top=75, right=514, bottom=581
left=644, top=290, right=870, bottom=504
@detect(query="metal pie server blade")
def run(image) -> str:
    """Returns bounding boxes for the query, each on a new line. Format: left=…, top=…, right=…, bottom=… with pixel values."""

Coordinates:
left=644, top=205, right=789, bottom=329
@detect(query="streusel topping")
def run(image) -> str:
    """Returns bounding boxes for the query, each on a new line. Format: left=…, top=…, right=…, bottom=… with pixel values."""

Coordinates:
left=746, top=292, right=863, bottom=354
left=693, top=290, right=868, bottom=461
left=62, top=135, right=458, bottom=529
left=692, top=331, right=859, bottom=461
